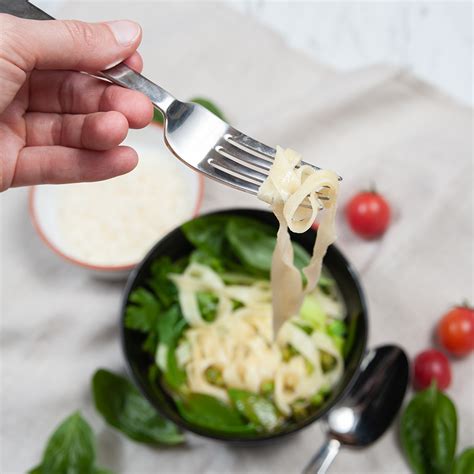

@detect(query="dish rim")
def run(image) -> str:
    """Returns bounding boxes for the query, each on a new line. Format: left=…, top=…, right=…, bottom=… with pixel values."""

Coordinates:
left=121, top=208, right=369, bottom=442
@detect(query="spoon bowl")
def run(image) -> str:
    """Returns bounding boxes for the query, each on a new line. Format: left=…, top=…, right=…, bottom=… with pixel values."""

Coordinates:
left=304, top=345, right=409, bottom=473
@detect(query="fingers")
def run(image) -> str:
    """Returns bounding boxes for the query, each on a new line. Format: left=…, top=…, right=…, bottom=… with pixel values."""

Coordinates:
left=28, top=70, right=153, bottom=128
left=12, top=145, right=138, bottom=187
left=1, top=14, right=142, bottom=73
left=25, top=111, right=129, bottom=150
left=124, top=52, right=143, bottom=72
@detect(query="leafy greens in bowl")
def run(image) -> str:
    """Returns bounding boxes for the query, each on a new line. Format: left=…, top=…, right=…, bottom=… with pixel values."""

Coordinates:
left=121, top=209, right=368, bottom=442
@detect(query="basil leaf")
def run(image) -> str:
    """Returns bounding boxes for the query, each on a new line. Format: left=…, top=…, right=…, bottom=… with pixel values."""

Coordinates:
left=182, top=215, right=229, bottom=256
left=228, top=389, right=281, bottom=431
left=453, top=447, right=474, bottom=474
left=175, top=393, right=257, bottom=434
left=29, top=412, right=96, bottom=474
left=226, top=218, right=310, bottom=275
left=400, top=383, right=457, bottom=474
left=189, top=97, right=226, bottom=121
left=92, top=369, right=184, bottom=445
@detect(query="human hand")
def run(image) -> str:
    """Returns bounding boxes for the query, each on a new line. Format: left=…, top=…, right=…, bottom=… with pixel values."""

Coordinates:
left=0, top=14, right=154, bottom=192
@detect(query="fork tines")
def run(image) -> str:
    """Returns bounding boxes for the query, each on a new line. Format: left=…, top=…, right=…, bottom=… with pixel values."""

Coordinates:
left=207, top=131, right=330, bottom=199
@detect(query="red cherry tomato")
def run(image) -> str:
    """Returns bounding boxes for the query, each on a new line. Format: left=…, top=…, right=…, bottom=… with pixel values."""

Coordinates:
left=438, top=305, right=474, bottom=356
left=346, top=191, right=391, bottom=239
left=413, top=349, right=451, bottom=391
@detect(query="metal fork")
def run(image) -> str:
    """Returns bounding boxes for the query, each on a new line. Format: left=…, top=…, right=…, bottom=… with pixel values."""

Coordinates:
left=2, top=0, right=341, bottom=200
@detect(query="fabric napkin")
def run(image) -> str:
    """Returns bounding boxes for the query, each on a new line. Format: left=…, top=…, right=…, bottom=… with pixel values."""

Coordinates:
left=1, top=2, right=472, bottom=473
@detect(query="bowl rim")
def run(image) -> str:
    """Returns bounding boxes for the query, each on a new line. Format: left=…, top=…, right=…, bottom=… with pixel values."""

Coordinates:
left=27, top=123, right=205, bottom=272
left=121, top=208, right=369, bottom=442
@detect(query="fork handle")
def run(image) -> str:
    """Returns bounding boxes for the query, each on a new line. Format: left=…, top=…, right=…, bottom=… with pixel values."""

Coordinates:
left=0, top=0, right=176, bottom=115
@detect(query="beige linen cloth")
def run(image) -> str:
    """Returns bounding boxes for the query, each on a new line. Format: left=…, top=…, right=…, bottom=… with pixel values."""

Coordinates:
left=1, top=2, right=472, bottom=473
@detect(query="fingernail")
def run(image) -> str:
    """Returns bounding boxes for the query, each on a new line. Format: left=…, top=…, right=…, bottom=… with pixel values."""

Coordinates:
left=107, top=20, right=141, bottom=46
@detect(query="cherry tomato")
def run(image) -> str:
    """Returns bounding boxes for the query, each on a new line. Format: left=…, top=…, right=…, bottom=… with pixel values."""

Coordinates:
left=413, top=349, right=451, bottom=391
left=438, top=305, right=474, bottom=356
left=346, top=190, right=391, bottom=239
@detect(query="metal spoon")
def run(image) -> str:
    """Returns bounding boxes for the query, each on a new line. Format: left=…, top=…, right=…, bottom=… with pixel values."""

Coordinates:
left=303, top=345, right=409, bottom=474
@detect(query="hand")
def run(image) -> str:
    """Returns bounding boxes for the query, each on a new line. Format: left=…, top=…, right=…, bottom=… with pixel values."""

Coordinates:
left=0, top=14, right=154, bottom=192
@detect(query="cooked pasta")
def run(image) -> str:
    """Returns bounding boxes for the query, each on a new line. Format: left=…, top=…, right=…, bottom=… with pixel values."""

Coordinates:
left=258, top=145, right=340, bottom=334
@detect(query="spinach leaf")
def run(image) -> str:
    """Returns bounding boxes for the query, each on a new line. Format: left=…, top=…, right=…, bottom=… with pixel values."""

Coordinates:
left=228, top=389, right=281, bottom=431
left=226, top=218, right=310, bottom=275
left=148, top=257, right=185, bottom=308
left=92, top=369, right=184, bottom=445
left=28, top=412, right=111, bottom=474
left=175, top=393, right=257, bottom=434
left=182, top=215, right=229, bottom=256
left=453, top=447, right=474, bottom=474
left=125, top=288, right=160, bottom=332
left=400, top=382, right=457, bottom=474
left=156, top=305, right=187, bottom=389
left=190, top=97, right=226, bottom=121
left=190, top=248, right=226, bottom=273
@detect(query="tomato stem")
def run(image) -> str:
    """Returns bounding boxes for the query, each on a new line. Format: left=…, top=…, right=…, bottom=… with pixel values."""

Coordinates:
left=461, top=299, right=472, bottom=310
left=368, top=181, right=378, bottom=194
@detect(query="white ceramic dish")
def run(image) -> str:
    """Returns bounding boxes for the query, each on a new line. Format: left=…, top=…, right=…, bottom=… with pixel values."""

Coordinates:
left=29, top=123, right=204, bottom=278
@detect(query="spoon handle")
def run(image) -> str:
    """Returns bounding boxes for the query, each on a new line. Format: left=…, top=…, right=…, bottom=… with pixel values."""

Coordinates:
left=302, top=438, right=341, bottom=474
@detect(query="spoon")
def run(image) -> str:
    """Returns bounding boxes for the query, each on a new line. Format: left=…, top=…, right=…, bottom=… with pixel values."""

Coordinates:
left=303, top=345, right=409, bottom=474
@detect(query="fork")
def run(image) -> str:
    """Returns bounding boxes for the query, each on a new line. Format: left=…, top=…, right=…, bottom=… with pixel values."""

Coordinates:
left=1, top=0, right=340, bottom=200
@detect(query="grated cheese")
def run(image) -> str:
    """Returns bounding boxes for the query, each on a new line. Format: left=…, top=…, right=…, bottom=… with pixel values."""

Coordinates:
left=57, top=152, right=193, bottom=266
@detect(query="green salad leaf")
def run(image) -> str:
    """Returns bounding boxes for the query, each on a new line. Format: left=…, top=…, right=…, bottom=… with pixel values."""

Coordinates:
left=228, top=389, right=280, bottom=431
left=190, top=97, right=226, bottom=121
left=182, top=215, right=229, bottom=256
left=453, top=447, right=474, bottom=474
left=153, top=97, right=226, bottom=125
left=148, top=256, right=185, bottom=308
left=29, top=412, right=111, bottom=474
left=400, top=382, right=457, bottom=474
left=156, top=305, right=188, bottom=389
left=226, top=218, right=310, bottom=275
left=125, top=288, right=161, bottom=333
left=92, top=369, right=184, bottom=445
left=175, top=393, right=257, bottom=434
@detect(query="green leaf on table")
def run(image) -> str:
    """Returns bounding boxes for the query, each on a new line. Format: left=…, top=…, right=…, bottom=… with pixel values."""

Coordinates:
left=228, top=389, right=281, bottom=431
left=28, top=411, right=108, bottom=474
left=175, top=393, right=257, bottom=434
left=453, top=447, right=474, bottom=474
left=400, top=382, right=457, bottom=474
left=190, top=97, right=226, bottom=121
left=92, top=369, right=184, bottom=445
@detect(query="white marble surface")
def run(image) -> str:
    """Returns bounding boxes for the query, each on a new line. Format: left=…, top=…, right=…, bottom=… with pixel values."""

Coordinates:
left=40, top=0, right=473, bottom=105
left=225, top=0, right=473, bottom=106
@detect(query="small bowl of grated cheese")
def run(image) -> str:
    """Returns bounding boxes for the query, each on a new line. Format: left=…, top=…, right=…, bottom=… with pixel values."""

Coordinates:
left=29, top=125, right=204, bottom=278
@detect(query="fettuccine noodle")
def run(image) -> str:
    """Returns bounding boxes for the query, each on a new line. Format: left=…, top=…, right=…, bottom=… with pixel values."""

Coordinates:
left=258, top=146, right=340, bottom=335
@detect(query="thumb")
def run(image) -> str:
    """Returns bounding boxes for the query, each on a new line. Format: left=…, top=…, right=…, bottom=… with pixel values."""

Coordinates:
left=0, top=14, right=141, bottom=72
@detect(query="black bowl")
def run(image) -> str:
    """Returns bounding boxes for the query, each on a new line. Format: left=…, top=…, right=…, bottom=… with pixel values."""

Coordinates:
left=121, top=208, right=368, bottom=443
